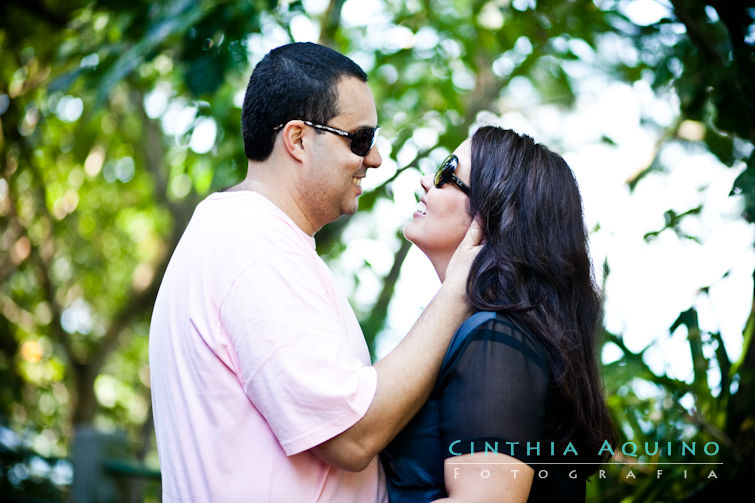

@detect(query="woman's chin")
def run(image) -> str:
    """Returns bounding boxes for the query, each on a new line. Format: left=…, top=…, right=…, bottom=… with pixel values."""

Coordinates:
left=402, top=222, right=418, bottom=243
left=403, top=226, right=429, bottom=250
left=404, top=234, right=433, bottom=260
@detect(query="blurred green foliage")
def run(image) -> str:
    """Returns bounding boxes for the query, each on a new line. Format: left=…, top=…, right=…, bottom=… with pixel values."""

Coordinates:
left=1, top=0, right=753, bottom=501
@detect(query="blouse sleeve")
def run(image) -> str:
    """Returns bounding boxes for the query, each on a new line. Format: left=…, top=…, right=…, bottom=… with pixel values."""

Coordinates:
left=439, top=317, right=551, bottom=464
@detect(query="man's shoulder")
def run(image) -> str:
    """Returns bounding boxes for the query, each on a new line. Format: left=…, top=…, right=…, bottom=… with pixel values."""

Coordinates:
left=165, top=191, right=315, bottom=283
left=199, top=190, right=282, bottom=221
left=196, top=191, right=308, bottom=245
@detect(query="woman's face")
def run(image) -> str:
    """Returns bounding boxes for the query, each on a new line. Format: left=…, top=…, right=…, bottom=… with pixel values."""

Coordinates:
left=404, top=139, right=473, bottom=264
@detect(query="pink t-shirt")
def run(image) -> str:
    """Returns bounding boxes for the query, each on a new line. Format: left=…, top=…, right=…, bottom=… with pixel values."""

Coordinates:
left=149, top=191, right=386, bottom=502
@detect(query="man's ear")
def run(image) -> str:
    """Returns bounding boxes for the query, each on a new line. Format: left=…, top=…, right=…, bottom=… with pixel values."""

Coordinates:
left=280, top=121, right=307, bottom=162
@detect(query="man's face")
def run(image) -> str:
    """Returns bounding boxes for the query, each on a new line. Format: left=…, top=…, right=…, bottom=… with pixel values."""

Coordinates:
left=300, top=77, right=381, bottom=228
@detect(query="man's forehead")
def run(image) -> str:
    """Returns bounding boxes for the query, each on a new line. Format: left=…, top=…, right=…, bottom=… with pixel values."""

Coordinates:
left=333, top=77, right=378, bottom=127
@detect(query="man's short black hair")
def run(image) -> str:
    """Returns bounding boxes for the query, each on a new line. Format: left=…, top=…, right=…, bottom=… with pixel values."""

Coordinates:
left=241, top=42, right=368, bottom=161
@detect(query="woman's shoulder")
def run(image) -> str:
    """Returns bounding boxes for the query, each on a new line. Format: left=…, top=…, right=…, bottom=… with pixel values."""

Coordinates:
left=440, top=311, right=550, bottom=381
left=470, top=311, right=525, bottom=336
left=477, top=312, right=549, bottom=369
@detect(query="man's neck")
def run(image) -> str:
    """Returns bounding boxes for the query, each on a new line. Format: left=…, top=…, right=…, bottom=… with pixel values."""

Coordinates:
left=238, top=169, right=320, bottom=237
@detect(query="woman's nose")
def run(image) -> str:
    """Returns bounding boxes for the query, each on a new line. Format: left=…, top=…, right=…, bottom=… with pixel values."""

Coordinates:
left=420, top=174, right=433, bottom=192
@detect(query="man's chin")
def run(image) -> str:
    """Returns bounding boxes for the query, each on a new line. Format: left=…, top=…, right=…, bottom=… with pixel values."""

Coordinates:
left=343, top=200, right=358, bottom=216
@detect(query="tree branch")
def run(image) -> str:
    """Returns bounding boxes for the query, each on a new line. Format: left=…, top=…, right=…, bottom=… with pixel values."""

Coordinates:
left=8, top=133, right=77, bottom=364
left=362, top=236, right=412, bottom=357
left=318, top=0, right=346, bottom=47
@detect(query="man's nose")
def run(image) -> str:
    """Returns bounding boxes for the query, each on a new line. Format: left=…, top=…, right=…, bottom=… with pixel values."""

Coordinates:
left=364, top=145, right=382, bottom=169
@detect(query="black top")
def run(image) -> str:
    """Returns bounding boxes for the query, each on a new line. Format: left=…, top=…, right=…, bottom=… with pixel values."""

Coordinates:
left=381, top=312, right=590, bottom=502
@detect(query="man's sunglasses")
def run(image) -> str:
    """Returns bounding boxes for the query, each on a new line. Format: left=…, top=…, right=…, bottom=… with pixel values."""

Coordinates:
left=274, top=120, right=379, bottom=157
left=434, top=154, right=470, bottom=195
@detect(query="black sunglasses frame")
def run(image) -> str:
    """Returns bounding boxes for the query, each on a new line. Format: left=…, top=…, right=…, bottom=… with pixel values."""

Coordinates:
left=434, top=154, right=470, bottom=195
left=274, top=120, right=379, bottom=157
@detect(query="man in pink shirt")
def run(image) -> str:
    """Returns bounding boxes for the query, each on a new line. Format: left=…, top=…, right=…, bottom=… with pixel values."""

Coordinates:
left=149, top=42, right=479, bottom=502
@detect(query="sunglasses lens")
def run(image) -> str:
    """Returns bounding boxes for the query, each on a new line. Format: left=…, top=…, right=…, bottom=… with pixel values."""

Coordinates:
left=435, top=155, right=456, bottom=187
left=434, top=166, right=443, bottom=186
left=350, top=128, right=377, bottom=156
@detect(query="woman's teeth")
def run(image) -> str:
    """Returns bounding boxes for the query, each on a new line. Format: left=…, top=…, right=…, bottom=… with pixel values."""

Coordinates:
left=416, top=200, right=427, bottom=215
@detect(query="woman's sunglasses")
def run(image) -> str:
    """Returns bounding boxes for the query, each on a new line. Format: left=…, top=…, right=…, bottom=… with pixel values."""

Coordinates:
left=434, top=154, right=470, bottom=195
left=274, top=120, right=379, bottom=157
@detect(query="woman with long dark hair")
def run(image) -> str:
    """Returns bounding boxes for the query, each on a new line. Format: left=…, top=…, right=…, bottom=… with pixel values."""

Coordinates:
left=381, top=126, right=615, bottom=502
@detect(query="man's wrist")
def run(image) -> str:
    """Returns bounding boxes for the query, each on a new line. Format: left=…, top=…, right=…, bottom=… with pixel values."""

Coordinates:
left=437, top=280, right=471, bottom=311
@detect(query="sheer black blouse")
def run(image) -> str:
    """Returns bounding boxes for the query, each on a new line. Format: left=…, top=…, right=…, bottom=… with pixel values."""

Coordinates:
left=380, top=311, right=589, bottom=502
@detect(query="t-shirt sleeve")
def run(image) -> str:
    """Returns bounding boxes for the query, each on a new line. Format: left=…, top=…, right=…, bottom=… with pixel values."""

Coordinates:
left=439, top=320, right=550, bottom=463
left=218, top=247, right=377, bottom=456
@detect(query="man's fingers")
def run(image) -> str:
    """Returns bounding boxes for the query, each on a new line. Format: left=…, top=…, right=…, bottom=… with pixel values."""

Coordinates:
left=460, top=218, right=484, bottom=248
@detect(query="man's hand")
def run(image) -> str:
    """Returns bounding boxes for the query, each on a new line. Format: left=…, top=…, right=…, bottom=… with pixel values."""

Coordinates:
left=311, top=220, right=484, bottom=472
left=444, top=219, right=484, bottom=293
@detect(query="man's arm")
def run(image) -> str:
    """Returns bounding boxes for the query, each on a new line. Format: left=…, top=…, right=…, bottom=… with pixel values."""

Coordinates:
left=311, top=221, right=482, bottom=471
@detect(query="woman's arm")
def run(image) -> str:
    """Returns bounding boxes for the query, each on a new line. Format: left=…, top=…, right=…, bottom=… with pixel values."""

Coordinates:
left=433, top=452, right=533, bottom=503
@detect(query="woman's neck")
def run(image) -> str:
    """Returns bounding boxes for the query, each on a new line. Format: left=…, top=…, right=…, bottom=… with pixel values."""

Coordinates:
left=427, top=251, right=453, bottom=283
